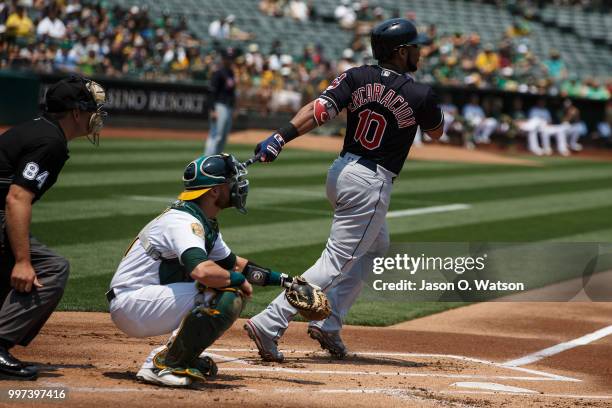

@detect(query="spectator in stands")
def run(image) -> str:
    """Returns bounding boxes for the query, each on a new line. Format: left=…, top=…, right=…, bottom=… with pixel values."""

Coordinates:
left=68, top=37, right=87, bottom=67
left=337, top=48, right=356, bottom=73
left=288, top=0, right=309, bottom=22
left=584, top=78, right=610, bottom=100
left=36, top=5, right=66, bottom=41
left=259, top=0, right=285, bottom=17
left=560, top=76, right=584, bottom=97
left=209, top=15, right=232, bottom=40
left=53, top=42, right=77, bottom=71
left=475, top=43, right=500, bottom=78
left=0, top=37, right=7, bottom=69
left=205, top=48, right=237, bottom=156
left=462, top=33, right=481, bottom=61
left=65, top=0, right=82, bottom=16
left=5, top=4, right=34, bottom=42
left=229, top=21, right=255, bottom=41
left=355, top=0, right=373, bottom=22
left=334, top=0, right=356, bottom=29
left=0, top=2, right=9, bottom=35
left=542, top=49, right=567, bottom=81
left=505, top=19, right=530, bottom=38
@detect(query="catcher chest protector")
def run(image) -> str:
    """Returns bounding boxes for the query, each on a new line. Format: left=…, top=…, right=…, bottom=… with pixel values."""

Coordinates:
left=371, top=18, right=428, bottom=61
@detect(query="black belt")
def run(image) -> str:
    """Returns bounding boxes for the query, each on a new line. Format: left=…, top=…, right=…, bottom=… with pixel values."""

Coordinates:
left=105, top=288, right=117, bottom=303
left=340, top=151, right=377, bottom=173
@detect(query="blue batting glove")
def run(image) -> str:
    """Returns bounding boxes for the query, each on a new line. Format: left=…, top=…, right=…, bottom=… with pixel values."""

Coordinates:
left=255, top=133, right=285, bottom=162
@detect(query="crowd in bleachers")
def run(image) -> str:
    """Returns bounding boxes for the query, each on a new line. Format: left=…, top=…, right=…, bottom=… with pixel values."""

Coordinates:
left=2, top=1, right=609, bottom=99
left=0, top=0, right=209, bottom=81
left=0, top=0, right=610, bottom=153
left=502, top=0, right=611, bottom=13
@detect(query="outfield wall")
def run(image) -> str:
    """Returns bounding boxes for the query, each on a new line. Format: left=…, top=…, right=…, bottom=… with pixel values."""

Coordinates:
left=0, top=71, right=607, bottom=130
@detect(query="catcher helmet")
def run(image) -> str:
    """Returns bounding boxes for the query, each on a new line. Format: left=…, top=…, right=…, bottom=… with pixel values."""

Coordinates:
left=371, top=18, right=429, bottom=61
left=178, top=153, right=249, bottom=213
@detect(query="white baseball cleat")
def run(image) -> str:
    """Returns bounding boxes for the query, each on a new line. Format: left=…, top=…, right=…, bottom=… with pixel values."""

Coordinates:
left=136, top=367, right=192, bottom=387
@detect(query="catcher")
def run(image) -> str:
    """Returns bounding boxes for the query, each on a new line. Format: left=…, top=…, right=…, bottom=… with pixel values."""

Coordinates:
left=107, top=153, right=329, bottom=387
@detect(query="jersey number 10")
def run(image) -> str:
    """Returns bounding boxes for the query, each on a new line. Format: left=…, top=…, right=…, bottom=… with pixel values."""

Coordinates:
left=354, top=109, right=387, bottom=150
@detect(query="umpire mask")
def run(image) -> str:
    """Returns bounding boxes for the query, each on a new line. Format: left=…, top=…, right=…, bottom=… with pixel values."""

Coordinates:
left=83, top=80, right=107, bottom=146
left=44, top=76, right=107, bottom=146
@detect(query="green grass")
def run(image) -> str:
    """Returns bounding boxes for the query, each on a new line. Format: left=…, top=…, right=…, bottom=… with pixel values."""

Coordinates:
left=27, top=138, right=612, bottom=325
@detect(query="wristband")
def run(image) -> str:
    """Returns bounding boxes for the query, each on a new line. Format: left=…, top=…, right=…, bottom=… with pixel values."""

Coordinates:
left=229, top=271, right=246, bottom=287
left=277, top=123, right=299, bottom=143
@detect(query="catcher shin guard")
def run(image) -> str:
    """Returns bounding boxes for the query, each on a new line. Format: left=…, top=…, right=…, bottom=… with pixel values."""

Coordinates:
left=155, top=289, right=244, bottom=380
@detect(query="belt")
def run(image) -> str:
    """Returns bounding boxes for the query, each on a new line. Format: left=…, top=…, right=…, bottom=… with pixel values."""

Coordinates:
left=105, top=288, right=117, bottom=303
left=340, top=151, right=377, bottom=173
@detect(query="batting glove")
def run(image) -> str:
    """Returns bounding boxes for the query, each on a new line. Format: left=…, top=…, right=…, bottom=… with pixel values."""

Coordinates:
left=255, top=133, right=285, bottom=162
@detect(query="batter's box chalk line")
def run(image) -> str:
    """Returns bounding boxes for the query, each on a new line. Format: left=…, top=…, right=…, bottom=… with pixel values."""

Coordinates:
left=203, top=348, right=580, bottom=383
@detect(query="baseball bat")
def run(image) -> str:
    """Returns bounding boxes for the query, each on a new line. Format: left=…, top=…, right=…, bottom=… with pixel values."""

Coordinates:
left=242, top=153, right=263, bottom=167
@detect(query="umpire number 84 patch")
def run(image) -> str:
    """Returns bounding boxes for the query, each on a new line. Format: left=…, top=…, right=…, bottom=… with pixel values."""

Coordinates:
left=22, top=162, right=49, bottom=189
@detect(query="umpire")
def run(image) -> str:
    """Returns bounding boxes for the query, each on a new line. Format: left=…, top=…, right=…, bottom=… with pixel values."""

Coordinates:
left=0, top=76, right=106, bottom=380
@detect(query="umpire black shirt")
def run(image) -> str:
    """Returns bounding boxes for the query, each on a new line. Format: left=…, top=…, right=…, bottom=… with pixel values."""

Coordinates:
left=0, top=115, right=69, bottom=211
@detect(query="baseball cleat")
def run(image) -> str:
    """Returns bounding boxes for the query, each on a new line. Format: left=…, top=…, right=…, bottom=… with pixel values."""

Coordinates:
left=243, top=320, right=284, bottom=362
left=193, top=356, right=218, bottom=378
left=136, top=367, right=192, bottom=387
left=308, top=326, right=348, bottom=359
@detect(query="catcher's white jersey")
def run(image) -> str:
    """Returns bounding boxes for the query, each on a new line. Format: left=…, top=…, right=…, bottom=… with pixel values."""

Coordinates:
left=110, top=208, right=231, bottom=292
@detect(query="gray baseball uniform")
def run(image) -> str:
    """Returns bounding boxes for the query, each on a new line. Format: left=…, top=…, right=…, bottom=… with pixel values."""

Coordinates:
left=251, top=65, right=443, bottom=339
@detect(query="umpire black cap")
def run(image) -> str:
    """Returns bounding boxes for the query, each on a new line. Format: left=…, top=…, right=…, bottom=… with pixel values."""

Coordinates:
left=371, top=18, right=429, bottom=61
left=44, top=76, right=100, bottom=113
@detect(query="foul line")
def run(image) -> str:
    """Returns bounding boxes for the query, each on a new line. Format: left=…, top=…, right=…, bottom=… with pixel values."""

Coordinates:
left=503, top=324, right=612, bottom=367
left=122, top=195, right=471, bottom=219
left=440, top=390, right=612, bottom=400
left=386, top=204, right=471, bottom=218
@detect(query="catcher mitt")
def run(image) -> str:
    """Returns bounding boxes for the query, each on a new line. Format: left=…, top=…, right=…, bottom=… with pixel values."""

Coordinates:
left=285, top=277, right=331, bottom=321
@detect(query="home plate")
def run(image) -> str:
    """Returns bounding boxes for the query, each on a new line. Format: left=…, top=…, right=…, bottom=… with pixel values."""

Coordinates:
left=451, top=382, right=538, bottom=393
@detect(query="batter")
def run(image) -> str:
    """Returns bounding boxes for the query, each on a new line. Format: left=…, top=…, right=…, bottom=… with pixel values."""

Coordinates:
left=245, top=18, right=444, bottom=361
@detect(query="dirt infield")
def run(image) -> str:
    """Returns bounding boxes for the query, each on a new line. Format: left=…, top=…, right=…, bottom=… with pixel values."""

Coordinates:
left=4, top=301, right=611, bottom=408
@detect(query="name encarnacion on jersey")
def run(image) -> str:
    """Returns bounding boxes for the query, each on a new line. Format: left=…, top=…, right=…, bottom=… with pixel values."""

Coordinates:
left=347, top=83, right=416, bottom=129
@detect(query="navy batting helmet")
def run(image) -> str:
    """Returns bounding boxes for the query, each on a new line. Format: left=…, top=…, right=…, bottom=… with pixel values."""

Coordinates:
left=371, top=18, right=429, bottom=61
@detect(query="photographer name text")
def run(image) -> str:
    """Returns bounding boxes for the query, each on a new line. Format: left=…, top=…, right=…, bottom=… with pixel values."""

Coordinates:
left=372, top=279, right=525, bottom=291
